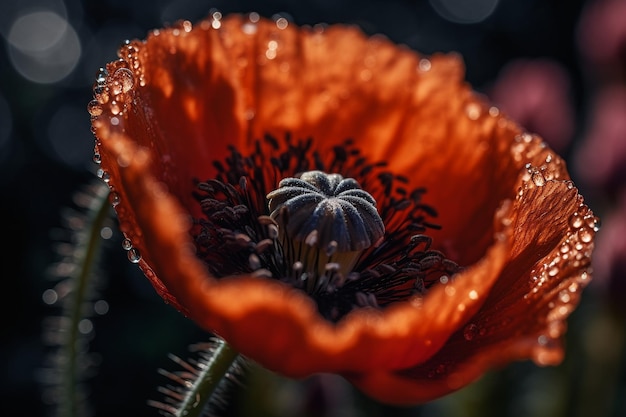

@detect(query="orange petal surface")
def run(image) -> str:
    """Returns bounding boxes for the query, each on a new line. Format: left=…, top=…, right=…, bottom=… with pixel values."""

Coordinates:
left=90, top=13, right=596, bottom=404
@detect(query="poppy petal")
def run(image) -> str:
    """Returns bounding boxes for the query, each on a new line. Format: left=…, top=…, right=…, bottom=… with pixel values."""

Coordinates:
left=351, top=176, right=594, bottom=404
left=90, top=13, right=596, bottom=404
left=99, top=131, right=513, bottom=377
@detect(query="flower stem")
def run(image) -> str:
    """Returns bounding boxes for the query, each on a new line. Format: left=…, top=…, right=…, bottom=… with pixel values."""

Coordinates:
left=188, top=341, right=239, bottom=417
left=59, top=183, right=111, bottom=417
left=152, top=339, right=242, bottom=417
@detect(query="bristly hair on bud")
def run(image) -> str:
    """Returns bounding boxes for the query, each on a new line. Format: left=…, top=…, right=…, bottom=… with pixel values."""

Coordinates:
left=148, top=338, right=248, bottom=417
left=39, top=179, right=113, bottom=417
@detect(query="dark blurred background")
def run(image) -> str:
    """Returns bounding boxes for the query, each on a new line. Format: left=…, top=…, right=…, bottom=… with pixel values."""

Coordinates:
left=2, top=0, right=625, bottom=416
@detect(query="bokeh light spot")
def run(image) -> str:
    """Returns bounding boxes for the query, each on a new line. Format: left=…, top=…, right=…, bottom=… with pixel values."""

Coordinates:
left=430, top=0, right=500, bottom=24
left=7, top=10, right=81, bottom=84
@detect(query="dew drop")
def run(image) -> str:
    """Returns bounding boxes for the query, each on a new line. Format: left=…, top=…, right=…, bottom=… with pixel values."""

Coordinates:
left=275, top=17, right=289, bottom=30
left=265, top=49, right=277, bottom=60
left=531, top=171, right=546, bottom=187
left=113, top=68, right=134, bottom=93
left=589, top=216, right=601, bottom=232
left=93, top=86, right=110, bottom=105
left=95, top=67, right=108, bottom=85
left=121, top=238, right=133, bottom=250
left=110, top=100, right=121, bottom=115
left=569, top=213, right=583, bottom=229
left=87, top=100, right=102, bottom=117
left=548, top=265, right=559, bottom=277
left=109, top=192, right=120, bottom=207
left=127, top=247, right=141, bottom=263
left=97, top=168, right=110, bottom=182
left=463, top=323, right=478, bottom=341
left=93, top=152, right=101, bottom=164
left=242, top=21, right=258, bottom=34
left=243, top=21, right=258, bottom=34
left=466, top=103, right=481, bottom=120
left=511, top=143, right=525, bottom=161
left=418, top=58, right=431, bottom=72
left=248, top=12, right=260, bottom=22
left=578, top=227, right=594, bottom=243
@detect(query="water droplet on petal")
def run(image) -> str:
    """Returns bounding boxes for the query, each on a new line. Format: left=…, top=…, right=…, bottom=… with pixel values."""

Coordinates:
left=127, top=247, right=141, bottom=263
left=87, top=100, right=103, bottom=116
left=110, top=100, right=121, bottom=115
left=569, top=213, right=583, bottom=229
left=95, top=67, right=108, bottom=85
left=465, top=102, right=481, bottom=120
left=578, top=227, right=594, bottom=243
left=531, top=171, right=546, bottom=187
left=418, top=58, right=431, bottom=72
left=113, top=68, right=134, bottom=94
left=121, top=238, right=132, bottom=250
left=109, top=192, right=120, bottom=207
left=275, top=17, right=289, bottom=30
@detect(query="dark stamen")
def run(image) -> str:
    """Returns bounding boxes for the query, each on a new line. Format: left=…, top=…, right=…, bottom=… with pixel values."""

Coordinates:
left=191, top=134, right=461, bottom=322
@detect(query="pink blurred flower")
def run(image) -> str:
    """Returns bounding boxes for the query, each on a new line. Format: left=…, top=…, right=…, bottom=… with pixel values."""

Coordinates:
left=590, top=190, right=626, bottom=301
left=577, top=0, right=626, bottom=69
left=488, top=59, right=575, bottom=153
left=574, top=86, right=626, bottom=192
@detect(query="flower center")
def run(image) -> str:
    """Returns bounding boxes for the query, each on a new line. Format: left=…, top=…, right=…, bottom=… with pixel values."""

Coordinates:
left=266, top=170, right=385, bottom=292
left=192, top=134, right=461, bottom=321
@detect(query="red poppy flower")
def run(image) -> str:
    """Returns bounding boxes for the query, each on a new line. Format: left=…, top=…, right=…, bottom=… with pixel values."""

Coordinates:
left=88, top=13, right=597, bottom=404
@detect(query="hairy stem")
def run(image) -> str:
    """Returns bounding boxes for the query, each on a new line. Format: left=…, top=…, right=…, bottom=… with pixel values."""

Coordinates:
left=61, top=187, right=111, bottom=417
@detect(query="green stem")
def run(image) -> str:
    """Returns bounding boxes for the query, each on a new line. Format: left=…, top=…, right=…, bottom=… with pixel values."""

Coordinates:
left=176, top=340, right=241, bottom=417
left=62, top=187, right=111, bottom=417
